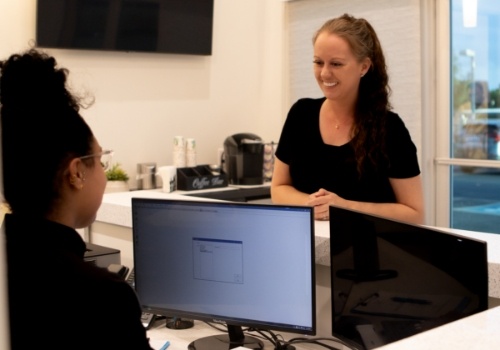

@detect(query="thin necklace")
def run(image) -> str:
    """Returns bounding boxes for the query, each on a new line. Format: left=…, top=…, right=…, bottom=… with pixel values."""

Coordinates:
left=334, top=120, right=353, bottom=130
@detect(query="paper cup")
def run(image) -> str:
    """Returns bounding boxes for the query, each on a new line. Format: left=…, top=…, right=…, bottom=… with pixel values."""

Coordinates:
left=158, top=166, right=177, bottom=193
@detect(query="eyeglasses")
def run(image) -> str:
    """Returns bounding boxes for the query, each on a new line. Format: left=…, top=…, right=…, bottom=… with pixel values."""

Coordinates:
left=79, top=150, right=114, bottom=171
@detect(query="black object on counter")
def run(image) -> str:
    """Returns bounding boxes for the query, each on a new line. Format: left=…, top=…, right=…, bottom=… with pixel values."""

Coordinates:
left=223, top=133, right=264, bottom=185
left=177, top=165, right=228, bottom=191
left=184, top=185, right=270, bottom=203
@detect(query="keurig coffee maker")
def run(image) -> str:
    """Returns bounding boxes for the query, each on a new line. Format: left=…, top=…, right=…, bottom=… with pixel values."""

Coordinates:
left=223, top=133, right=264, bottom=185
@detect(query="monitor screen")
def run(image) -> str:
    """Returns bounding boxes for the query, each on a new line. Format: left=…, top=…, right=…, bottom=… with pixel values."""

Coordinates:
left=132, top=198, right=316, bottom=350
left=329, top=206, right=488, bottom=350
left=36, top=0, right=214, bottom=55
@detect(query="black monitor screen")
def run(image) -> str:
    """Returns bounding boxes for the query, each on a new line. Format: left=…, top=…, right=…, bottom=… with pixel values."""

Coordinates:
left=36, top=0, right=214, bottom=55
left=329, top=206, right=488, bottom=350
left=132, top=198, right=316, bottom=350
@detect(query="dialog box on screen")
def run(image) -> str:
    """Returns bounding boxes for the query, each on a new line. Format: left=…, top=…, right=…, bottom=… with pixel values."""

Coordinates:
left=192, top=238, right=243, bottom=284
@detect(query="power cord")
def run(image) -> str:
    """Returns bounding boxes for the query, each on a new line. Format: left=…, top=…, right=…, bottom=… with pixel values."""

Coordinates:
left=203, top=321, right=227, bottom=333
left=284, top=336, right=362, bottom=350
left=203, top=322, right=360, bottom=350
left=245, top=328, right=359, bottom=350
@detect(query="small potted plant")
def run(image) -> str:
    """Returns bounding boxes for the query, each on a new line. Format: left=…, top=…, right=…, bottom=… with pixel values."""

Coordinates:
left=105, top=163, right=130, bottom=193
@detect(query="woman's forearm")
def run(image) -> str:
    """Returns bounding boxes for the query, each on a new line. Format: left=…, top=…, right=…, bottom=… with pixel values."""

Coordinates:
left=271, top=184, right=311, bottom=206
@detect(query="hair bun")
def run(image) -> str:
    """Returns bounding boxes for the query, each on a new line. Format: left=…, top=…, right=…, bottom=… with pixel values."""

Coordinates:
left=1, top=49, right=71, bottom=112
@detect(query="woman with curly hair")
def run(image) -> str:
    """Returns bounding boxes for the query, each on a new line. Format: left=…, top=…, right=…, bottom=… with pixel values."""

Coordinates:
left=271, top=14, right=424, bottom=224
left=1, top=49, right=153, bottom=349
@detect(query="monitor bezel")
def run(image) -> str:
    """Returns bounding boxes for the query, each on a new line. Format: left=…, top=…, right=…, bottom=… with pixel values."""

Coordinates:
left=329, top=205, right=488, bottom=350
left=131, top=197, right=317, bottom=336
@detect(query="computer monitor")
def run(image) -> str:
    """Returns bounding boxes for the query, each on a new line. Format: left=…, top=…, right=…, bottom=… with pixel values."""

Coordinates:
left=132, top=198, right=316, bottom=350
left=329, top=206, right=488, bottom=350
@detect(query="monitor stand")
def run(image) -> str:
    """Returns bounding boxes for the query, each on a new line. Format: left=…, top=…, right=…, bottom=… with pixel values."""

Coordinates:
left=337, top=223, right=398, bottom=282
left=188, top=324, right=263, bottom=350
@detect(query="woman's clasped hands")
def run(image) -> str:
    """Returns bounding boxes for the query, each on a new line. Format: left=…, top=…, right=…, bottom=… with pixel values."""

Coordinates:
left=307, top=188, right=346, bottom=221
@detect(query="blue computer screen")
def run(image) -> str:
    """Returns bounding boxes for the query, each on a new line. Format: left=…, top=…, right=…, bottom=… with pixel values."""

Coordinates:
left=132, top=198, right=316, bottom=335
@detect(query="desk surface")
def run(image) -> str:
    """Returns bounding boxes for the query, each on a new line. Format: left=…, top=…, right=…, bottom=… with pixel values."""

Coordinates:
left=145, top=307, right=500, bottom=350
left=146, top=317, right=351, bottom=350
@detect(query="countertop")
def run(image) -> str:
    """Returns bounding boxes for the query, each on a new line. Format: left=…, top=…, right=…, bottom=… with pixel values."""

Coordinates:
left=96, top=188, right=500, bottom=298
left=95, top=187, right=331, bottom=266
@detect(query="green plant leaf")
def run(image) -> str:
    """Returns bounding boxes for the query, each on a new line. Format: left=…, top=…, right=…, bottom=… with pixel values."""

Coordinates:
left=105, top=163, right=129, bottom=181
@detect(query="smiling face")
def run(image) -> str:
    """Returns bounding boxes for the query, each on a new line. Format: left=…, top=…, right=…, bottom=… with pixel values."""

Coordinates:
left=313, top=32, right=370, bottom=105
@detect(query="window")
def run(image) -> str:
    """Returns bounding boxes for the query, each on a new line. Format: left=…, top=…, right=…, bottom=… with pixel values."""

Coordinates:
left=447, top=0, right=500, bottom=234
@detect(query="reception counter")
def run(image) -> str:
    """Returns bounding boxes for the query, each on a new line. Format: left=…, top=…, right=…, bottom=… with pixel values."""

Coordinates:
left=91, top=188, right=500, bottom=349
left=92, top=188, right=500, bottom=296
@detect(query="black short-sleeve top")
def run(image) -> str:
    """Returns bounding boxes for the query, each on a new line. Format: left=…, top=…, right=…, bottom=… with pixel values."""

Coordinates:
left=275, top=98, right=420, bottom=203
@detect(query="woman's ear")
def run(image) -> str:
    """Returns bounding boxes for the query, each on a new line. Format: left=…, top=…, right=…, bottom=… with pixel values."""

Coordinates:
left=68, top=158, right=86, bottom=190
left=361, top=57, right=372, bottom=77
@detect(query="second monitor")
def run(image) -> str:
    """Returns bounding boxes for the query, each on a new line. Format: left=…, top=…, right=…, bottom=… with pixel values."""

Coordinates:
left=329, top=205, right=488, bottom=350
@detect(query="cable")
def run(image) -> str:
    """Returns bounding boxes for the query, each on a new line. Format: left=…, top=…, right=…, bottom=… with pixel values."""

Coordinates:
left=285, top=336, right=361, bottom=350
left=244, top=328, right=357, bottom=350
left=203, top=321, right=227, bottom=333
left=247, top=328, right=282, bottom=345
left=204, top=323, right=359, bottom=350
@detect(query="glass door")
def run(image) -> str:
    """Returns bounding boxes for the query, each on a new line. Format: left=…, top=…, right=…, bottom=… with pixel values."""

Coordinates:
left=438, top=0, right=500, bottom=234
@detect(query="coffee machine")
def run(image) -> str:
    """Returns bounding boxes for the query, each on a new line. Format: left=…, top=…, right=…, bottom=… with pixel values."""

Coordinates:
left=223, top=133, right=264, bottom=185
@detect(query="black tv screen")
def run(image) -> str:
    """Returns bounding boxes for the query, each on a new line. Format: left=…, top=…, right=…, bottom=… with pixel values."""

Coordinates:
left=36, top=0, right=214, bottom=55
left=329, top=206, right=488, bottom=350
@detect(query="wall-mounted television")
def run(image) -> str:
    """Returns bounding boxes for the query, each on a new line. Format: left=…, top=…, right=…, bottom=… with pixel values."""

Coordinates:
left=36, top=0, right=214, bottom=55
left=131, top=198, right=316, bottom=350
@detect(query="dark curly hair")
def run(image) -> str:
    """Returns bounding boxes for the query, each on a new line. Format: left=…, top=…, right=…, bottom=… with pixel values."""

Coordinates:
left=313, top=14, right=392, bottom=176
left=1, top=48, right=95, bottom=217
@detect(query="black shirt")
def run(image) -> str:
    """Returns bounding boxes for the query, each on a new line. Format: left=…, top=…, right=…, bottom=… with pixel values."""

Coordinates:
left=4, top=213, right=153, bottom=350
left=275, top=98, right=420, bottom=203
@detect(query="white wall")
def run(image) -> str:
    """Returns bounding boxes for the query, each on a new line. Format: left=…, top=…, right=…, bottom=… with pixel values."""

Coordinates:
left=0, top=1, right=288, bottom=189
